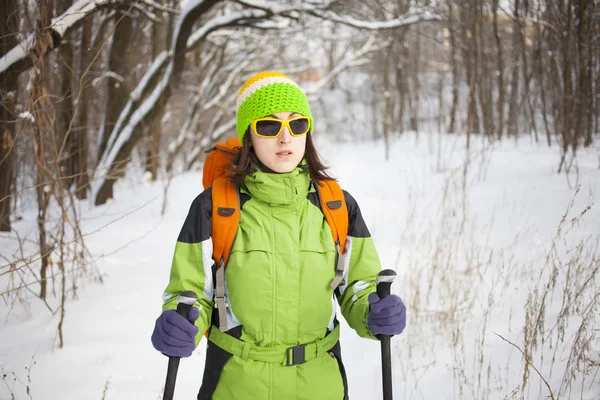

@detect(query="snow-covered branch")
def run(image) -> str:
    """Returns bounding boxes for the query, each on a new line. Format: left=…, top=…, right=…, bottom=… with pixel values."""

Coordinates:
left=0, top=0, right=110, bottom=77
left=305, top=36, right=390, bottom=97
left=233, top=0, right=334, bottom=14
left=186, top=9, right=268, bottom=48
left=95, top=0, right=433, bottom=203
left=310, top=8, right=442, bottom=30
left=140, top=0, right=181, bottom=14
left=93, top=5, right=279, bottom=202
left=132, top=3, right=161, bottom=22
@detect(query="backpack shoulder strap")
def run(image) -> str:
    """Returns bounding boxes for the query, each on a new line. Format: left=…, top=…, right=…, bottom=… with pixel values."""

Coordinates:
left=211, top=177, right=240, bottom=265
left=211, top=177, right=240, bottom=332
left=315, top=180, right=349, bottom=291
left=315, top=180, right=349, bottom=253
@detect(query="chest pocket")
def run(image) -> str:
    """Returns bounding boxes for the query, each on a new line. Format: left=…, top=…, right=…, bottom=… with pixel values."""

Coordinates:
left=299, top=204, right=337, bottom=254
left=229, top=225, right=272, bottom=257
left=299, top=216, right=337, bottom=281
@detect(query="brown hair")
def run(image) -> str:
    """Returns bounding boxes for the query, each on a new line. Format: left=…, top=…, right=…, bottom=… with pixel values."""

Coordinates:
left=228, top=129, right=335, bottom=185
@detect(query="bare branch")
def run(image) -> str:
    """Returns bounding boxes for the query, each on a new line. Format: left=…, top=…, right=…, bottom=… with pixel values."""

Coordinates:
left=494, top=332, right=556, bottom=400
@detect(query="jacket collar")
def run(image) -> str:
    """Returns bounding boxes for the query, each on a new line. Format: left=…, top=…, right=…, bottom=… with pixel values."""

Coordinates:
left=243, top=167, right=310, bottom=206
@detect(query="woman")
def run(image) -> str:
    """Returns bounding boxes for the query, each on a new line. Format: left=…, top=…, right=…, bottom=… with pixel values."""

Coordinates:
left=151, top=72, right=406, bottom=399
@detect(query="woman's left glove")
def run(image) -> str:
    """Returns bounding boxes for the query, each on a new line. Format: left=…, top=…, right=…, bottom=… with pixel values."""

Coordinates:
left=151, top=308, right=200, bottom=357
left=367, top=292, right=406, bottom=336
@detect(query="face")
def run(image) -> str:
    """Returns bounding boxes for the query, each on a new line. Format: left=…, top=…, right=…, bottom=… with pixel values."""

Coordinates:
left=249, top=111, right=307, bottom=173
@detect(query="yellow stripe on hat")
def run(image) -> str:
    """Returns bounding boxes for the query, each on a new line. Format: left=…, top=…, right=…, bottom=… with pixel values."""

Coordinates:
left=238, top=72, right=288, bottom=95
left=236, top=72, right=300, bottom=109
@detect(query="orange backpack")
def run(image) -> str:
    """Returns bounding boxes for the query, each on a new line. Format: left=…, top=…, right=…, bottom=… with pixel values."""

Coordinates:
left=203, top=137, right=348, bottom=331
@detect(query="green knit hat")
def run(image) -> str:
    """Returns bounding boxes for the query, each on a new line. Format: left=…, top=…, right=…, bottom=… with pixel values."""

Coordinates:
left=236, top=72, right=314, bottom=142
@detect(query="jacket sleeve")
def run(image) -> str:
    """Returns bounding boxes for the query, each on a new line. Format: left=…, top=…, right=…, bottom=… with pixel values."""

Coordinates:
left=336, top=190, right=381, bottom=340
left=161, top=189, right=215, bottom=346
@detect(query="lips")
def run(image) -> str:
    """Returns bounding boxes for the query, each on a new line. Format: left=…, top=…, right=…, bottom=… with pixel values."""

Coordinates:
left=276, top=150, right=293, bottom=156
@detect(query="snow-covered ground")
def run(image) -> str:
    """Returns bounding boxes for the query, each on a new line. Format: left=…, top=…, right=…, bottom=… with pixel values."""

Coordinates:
left=1, top=132, right=599, bottom=399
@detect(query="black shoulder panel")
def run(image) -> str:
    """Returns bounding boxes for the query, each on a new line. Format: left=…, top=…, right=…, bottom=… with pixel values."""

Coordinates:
left=240, top=192, right=251, bottom=209
left=343, top=190, right=371, bottom=238
left=307, top=191, right=320, bottom=209
left=177, top=188, right=213, bottom=243
left=306, top=189, right=371, bottom=238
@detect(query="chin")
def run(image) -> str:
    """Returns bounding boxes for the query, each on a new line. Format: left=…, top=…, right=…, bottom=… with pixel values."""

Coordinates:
left=268, top=160, right=298, bottom=174
left=272, top=166, right=296, bottom=173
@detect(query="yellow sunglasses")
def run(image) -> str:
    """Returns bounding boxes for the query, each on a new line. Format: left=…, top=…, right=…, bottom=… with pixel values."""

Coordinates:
left=250, top=116, right=311, bottom=138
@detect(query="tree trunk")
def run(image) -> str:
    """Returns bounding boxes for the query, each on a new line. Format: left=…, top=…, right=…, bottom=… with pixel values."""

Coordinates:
left=492, top=0, right=505, bottom=140
left=395, top=28, right=408, bottom=133
left=410, top=24, right=420, bottom=134
left=0, top=0, right=20, bottom=231
left=476, top=0, right=494, bottom=138
left=29, top=0, right=56, bottom=300
left=95, top=0, right=223, bottom=205
left=462, top=3, right=480, bottom=147
left=145, top=3, right=168, bottom=181
left=576, top=0, right=591, bottom=148
left=583, top=2, right=595, bottom=148
left=72, top=18, right=93, bottom=199
left=517, top=0, right=538, bottom=141
left=507, top=0, right=521, bottom=138
left=534, top=0, right=552, bottom=146
left=383, top=44, right=393, bottom=160
left=55, top=0, right=76, bottom=187
left=97, top=9, right=134, bottom=181
left=447, top=0, right=459, bottom=134
left=558, top=0, right=574, bottom=173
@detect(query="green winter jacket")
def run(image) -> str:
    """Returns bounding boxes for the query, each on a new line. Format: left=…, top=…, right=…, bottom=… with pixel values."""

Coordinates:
left=162, top=167, right=382, bottom=399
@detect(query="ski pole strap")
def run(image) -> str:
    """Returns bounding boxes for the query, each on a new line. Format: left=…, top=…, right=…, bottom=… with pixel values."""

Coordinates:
left=208, top=325, right=340, bottom=366
left=330, top=241, right=346, bottom=290
left=215, top=262, right=228, bottom=332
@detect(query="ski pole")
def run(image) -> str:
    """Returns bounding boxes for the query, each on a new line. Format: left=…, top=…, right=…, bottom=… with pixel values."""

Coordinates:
left=162, top=290, right=198, bottom=400
left=376, top=269, right=397, bottom=400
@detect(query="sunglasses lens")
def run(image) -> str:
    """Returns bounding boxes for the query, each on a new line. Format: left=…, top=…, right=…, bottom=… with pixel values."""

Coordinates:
left=255, top=120, right=282, bottom=137
left=289, top=118, right=309, bottom=135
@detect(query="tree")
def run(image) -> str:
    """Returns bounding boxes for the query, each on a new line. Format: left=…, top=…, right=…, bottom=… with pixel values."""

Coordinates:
left=0, top=0, right=20, bottom=231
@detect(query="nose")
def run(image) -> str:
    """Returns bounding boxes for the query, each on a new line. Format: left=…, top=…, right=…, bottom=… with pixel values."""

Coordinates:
left=279, top=125, right=292, bottom=144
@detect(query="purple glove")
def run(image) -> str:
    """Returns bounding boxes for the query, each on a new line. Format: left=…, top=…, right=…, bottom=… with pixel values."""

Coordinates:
left=151, top=307, right=200, bottom=357
left=367, top=292, right=406, bottom=336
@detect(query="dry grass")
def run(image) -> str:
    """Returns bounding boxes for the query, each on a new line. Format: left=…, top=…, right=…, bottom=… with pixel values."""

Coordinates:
left=396, top=138, right=599, bottom=399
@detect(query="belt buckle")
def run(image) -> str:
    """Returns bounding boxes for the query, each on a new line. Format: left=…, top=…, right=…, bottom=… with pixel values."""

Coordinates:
left=285, top=344, right=306, bottom=366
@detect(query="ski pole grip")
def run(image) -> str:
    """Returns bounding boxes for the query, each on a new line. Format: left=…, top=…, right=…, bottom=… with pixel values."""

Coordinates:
left=376, top=269, right=397, bottom=299
left=176, top=290, right=198, bottom=320
left=162, top=291, right=199, bottom=400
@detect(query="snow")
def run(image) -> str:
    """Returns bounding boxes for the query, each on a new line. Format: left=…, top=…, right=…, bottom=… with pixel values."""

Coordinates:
left=2, top=130, right=599, bottom=399
left=18, top=111, right=35, bottom=122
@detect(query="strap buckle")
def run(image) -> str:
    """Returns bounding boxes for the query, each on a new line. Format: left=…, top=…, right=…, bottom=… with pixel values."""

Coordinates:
left=285, top=344, right=306, bottom=366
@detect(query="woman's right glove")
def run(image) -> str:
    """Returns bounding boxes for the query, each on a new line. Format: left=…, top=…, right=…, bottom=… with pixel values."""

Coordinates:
left=151, top=308, right=200, bottom=357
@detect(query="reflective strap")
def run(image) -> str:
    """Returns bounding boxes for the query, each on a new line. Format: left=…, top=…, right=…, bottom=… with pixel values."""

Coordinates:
left=208, top=325, right=341, bottom=366
left=215, top=263, right=228, bottom=332
left=330, top=241, right=345, bottom=290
